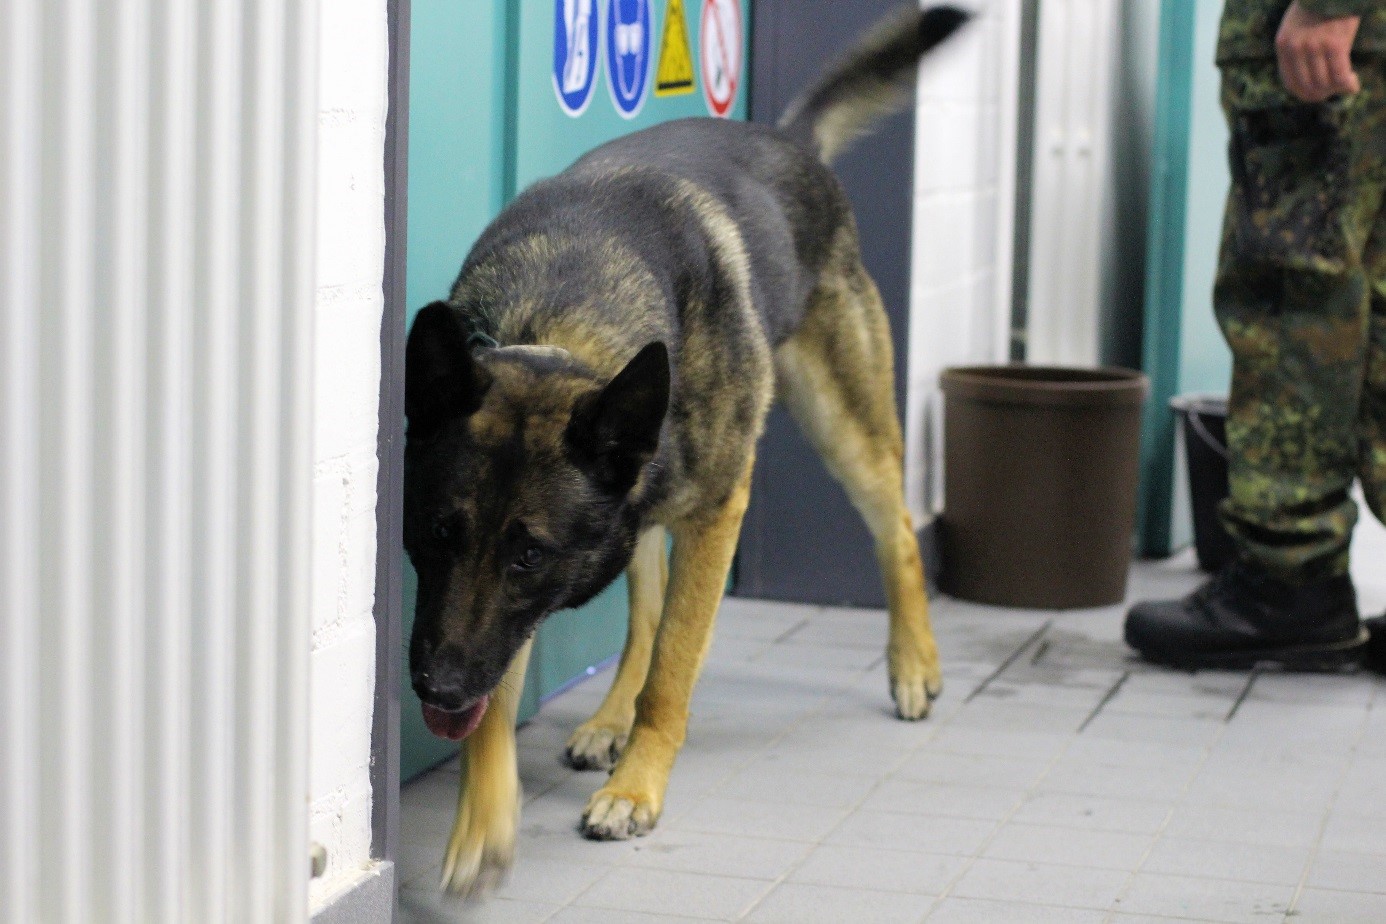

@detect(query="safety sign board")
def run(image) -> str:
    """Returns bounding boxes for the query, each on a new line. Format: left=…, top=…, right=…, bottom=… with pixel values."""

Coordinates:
left=606, top=0, right=652, bottom=118
left=700, top=0, right=741, bottom=118
left=554, top=0, right=601, bottom=117
left=655, top=0, right=694, bottom=96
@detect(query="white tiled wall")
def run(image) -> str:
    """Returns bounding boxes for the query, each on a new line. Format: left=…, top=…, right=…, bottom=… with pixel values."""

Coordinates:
left=906, top=1, right=1016, bottom=524
left=309, top=0, right=388, bottom=909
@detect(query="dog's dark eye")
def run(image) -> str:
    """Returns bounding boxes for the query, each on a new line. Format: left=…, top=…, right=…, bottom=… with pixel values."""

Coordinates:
left=431, top=520, right=452, bottom=542
left=513, top=546, right=544, bottom=571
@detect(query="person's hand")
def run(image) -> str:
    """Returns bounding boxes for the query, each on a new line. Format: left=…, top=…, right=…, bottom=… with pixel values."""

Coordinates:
left=1276, top=1, right=1362, bottom=102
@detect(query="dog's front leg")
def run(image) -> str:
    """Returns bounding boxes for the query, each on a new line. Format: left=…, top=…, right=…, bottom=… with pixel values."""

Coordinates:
left=441, top=636, right=533, bottom=895
left=567, top=524, right=668, bottom=770
left=581, top=465, right=751, bottom=840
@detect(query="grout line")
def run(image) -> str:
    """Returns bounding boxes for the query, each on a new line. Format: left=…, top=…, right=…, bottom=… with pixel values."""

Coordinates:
left=1282, top=680, right=1378, bottom=920
left=964, top=619, right=1053, bottom=703
left=917, top=727, right=1075, bottom=917
left=1077, top=670, right=1131, bottom=734
left=733, top=608, right=995, bottom=920
left=1224, top=663, right=1265, bottom=722
left=1108, top=690, right=1232, bottom=917
left=770, top=617, right=811, bottom=645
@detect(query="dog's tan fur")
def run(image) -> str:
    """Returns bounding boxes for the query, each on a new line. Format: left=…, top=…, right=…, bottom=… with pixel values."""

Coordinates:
left=565, top=524, right=667, bottom=770
left=443, top=636, right=532, bottom=893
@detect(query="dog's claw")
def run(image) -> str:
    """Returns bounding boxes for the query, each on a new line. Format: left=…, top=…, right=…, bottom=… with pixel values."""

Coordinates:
left=891, top=675, right=941, bottom=721
left=581, top=789, right=659, bottom=840
left=888, top=637, right=942, bottom=721
left=439, top=791, right=520, bottom=897
left=565, top=721, right=629, bottom=771
left=440, top=851, right=506, bottom=900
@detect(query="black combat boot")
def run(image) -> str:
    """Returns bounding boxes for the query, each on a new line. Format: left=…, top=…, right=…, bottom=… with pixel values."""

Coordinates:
left=1124, top=560, right=1366, bottom=671
left=1364, top=614, right=1386, bottom=674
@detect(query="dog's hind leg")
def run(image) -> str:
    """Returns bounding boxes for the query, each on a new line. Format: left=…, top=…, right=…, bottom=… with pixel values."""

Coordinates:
left=440, top=635, right=533, bottom=895
left=776, top=256, right=941, bottom=720
left=581, top=462, right=752, bottom=840
left=565, top=524, right=668, bottom=770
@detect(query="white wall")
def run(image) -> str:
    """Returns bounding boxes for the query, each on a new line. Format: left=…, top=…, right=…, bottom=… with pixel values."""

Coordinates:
left=906, top=2, right=1162, bottom=521
left=309, top=0, right=388, bottom=909
left=906, top=1, right=1018, bottom=523
left=1024, top=0, right=1159, bottom=369
left=1102, top=0, right=1162, bottom=370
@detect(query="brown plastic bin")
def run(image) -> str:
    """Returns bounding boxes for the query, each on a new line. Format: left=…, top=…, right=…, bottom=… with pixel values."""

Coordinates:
left=939, top=365, right=1148, bottom=609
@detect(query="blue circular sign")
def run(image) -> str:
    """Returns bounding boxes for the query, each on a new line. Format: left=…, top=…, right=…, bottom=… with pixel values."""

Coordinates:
left=554, top=0, right=601, bottom=117
left=605, top=0, right=651, bottom=119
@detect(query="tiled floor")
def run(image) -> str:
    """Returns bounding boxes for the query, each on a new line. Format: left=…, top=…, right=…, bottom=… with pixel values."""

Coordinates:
left=399, top=553, right=1386, bottom=923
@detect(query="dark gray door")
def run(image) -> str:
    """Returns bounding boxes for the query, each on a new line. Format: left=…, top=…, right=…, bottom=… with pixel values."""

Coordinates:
left=735, top=0, right=917, bottom=607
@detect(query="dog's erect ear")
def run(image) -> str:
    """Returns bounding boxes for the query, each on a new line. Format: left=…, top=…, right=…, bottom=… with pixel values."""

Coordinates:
left=405, top=301, right=493, bottom=438
left=567, top=342, right=670, bottom=490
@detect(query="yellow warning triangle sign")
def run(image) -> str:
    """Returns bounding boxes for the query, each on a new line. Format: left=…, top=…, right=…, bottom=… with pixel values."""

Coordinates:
left=655, top=0, right=695, bottom=96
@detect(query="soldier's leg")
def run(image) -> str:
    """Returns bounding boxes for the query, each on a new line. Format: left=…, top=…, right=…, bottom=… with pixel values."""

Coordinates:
left=1126, top=60, right=1383, bottom=669
left=1213, top=60, right=1385, bottom=583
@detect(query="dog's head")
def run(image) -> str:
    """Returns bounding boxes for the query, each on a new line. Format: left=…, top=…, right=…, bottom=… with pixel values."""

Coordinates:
left=402, top=301, right=669, bottom=740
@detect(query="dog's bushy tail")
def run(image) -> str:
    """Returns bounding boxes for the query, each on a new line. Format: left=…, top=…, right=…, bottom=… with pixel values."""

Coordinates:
left=778, top=5, right=970, bottom=165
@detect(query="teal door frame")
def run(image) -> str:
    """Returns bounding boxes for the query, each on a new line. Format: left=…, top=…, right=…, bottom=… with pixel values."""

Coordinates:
left=1138, top=0, right=1232, bottom=557
left=400, top=0, right=516, bottom=782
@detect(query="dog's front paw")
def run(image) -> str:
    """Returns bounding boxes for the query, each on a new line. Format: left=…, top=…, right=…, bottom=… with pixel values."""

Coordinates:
left=565, top=719, right=630, bottom=771
left=889, top=648, right=942, bottom=721
left=581, top=786, right=660, bottom=840
left=440, top=789, right=520, bottom=897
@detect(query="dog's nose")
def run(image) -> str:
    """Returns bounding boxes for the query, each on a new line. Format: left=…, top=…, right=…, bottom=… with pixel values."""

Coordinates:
left=411, top=668, right=467, bottom=711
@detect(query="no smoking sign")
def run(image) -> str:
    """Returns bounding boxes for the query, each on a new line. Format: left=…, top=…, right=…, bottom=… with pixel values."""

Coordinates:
left=699, top=0, right=741, bottom=118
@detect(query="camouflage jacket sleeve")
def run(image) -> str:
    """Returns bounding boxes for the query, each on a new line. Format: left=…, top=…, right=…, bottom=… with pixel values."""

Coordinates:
left=1219, top=0, right=1386, bottom=64
left=1298, top=0, right=1379, bottom=17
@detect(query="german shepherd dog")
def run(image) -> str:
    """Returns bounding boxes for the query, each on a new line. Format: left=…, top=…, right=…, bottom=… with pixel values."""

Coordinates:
left=404, top=6, right=968, bottom=894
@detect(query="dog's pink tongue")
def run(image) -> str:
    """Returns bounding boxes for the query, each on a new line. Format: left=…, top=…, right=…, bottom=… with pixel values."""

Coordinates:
left=421, top=695, right=490, bottom=742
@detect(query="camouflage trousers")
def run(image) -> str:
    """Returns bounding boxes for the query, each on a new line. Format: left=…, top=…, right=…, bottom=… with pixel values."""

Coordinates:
left=1216, top=58, right=1386, bottom=583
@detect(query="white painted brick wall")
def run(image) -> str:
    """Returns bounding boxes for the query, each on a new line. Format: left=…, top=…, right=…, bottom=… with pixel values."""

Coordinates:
left=906, top=1, right=1015, bottom=523
left=309, top=0, right=388, bottom=909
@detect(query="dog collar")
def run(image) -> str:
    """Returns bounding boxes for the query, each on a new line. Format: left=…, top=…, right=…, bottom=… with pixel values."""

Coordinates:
left=467, top=331, right=500, bottom=351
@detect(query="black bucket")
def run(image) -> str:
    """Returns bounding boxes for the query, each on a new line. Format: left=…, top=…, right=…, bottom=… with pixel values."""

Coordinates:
left=1170, top=395, right=1235, bottom=572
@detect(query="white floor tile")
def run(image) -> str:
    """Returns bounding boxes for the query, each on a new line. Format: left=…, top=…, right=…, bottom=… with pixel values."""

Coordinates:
left=983, top=822, right=1153, bottom=871
left=624, top=828, right=812, bottom=880
left=1140, top=836, right=1311, bottom=886
left=1292, top=886, right=1386, bottom=923
left=788, top=842, right=968, bottom=895
left=1010, top=791, right=1173, bottom=835
left=926, top=896, right=1108, bottom=923
left=825, top=808, right=997, bottom=856
left=1114, top=875, right=1297, bottom=924
left=949, top=857, right=1130, bottom=910
left=1306, top=848, right=1386, bottom=894
left=571, top=867, right=771, bottom=920
left=859, top=778, right=1025, bottom=822
left=1114, top=871, right=1295, bottom=923
left=744, top=881, right=935, bottom=923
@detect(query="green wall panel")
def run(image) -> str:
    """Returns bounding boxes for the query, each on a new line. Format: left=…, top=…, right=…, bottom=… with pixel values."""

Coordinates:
left=1175, top=0, right=1233, bottom=403
left=402, top=0, right=752, bottom=782
left=405, top=1, right=509, bottom=315
left=401, top=0, right=513, bottom=782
